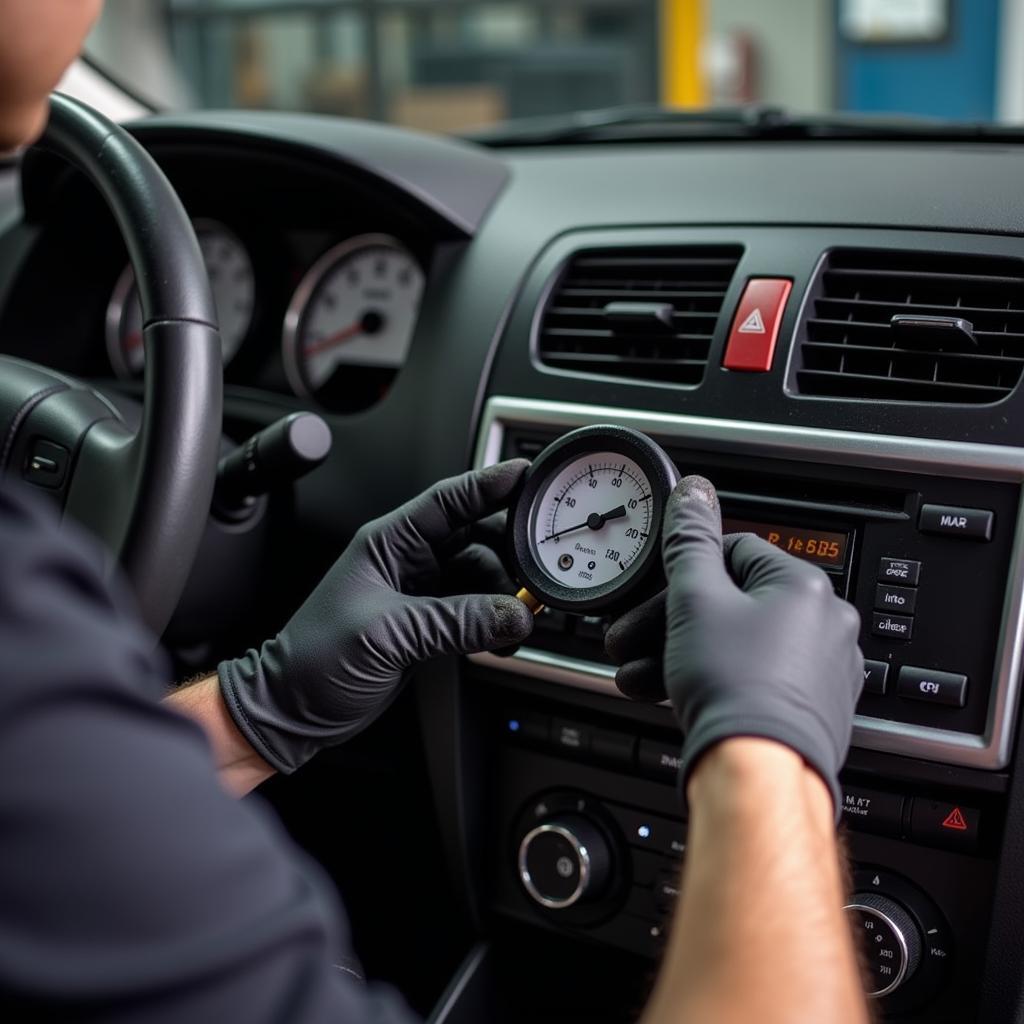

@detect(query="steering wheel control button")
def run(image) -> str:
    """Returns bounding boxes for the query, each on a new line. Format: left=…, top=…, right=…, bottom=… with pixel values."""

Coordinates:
left=638, top=739, right=684, bottom=781
left=896, top=666, right=968, bottom=708
left=23, top=440, right=70, bottom=489
left=872, top=612, right=914, bottom=642
left=919, top=504, right=993, bottom=541
left=909, top=798, right=981, bottom=852
left=518, top=815, right=611, bottom=910
left=841, top=785, right=904, bottom=837
left=878, top=557, right=921, bottom=585
left=862, top=660, right=890, bottom=695
left=874, top=584, right=917, bottom=615
left=845, top=893, right=923, bottom=998
left=722, top=278, right=793, bottom=372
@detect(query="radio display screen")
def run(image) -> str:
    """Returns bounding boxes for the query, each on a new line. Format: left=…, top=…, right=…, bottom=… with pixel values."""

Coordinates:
left=721, top=517, right=849, bottom=571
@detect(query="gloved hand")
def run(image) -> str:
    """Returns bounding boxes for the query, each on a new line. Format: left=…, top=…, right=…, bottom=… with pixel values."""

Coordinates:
left=219, top=460, right=535, bottom=773
left=605, top=475, right=864, bottom=816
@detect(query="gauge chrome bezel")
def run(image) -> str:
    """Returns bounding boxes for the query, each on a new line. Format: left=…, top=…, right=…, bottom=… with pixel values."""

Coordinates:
left=281, top=233, right=422, bottom=399
left=104, top=217, right=253, bottom=379
left=509, top=425, right=679, bottom=614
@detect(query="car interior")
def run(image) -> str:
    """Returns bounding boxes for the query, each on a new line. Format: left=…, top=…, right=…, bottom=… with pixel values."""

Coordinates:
left=4, top=2, right=1024, bottom=1021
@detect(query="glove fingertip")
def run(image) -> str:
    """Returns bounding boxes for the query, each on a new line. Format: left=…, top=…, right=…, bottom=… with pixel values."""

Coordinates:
left=489, top=593, right=535, bottom=646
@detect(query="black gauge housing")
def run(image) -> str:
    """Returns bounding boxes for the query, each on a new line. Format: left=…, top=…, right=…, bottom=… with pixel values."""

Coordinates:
left=507, top=424, right=679, bottom=614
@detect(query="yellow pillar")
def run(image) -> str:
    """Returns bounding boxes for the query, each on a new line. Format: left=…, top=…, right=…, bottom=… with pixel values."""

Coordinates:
left=661, top=0, right=707, bottom=108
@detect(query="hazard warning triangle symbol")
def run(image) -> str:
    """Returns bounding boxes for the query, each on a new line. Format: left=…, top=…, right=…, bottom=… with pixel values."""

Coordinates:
left=738, top=308, right=766, bottom=334
left=942, top=807, right=969, bottom=831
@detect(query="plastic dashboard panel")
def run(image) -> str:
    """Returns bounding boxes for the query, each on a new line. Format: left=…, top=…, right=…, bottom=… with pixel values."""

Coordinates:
left=470, top=395, right=1024, bottom=771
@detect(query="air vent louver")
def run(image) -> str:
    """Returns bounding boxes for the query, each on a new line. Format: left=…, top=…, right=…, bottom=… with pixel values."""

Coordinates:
left=795, top=249, right=1024, bottom=404
left=537, top=246, right=743, bottom=385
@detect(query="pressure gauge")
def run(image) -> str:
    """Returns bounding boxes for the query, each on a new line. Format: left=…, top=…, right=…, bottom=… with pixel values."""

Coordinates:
left=508, top=425, right=679, bottom=614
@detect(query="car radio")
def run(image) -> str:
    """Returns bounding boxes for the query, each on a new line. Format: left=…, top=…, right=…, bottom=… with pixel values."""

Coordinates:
left=471, top=397, right=1024, bottom=771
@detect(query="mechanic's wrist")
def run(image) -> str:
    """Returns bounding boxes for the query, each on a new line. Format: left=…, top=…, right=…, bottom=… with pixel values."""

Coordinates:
left=686, top=737, right=835, bottom=834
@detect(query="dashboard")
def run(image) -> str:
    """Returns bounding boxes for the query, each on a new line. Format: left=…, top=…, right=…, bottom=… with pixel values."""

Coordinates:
left=5, top=110, right=1024, bottom=1022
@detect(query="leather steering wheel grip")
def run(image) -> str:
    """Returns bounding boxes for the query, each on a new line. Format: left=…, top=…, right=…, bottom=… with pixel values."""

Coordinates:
left=31, top=94, right=223, bottom=635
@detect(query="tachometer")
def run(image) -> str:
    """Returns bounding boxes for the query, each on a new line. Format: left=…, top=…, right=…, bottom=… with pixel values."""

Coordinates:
left=282, top=234, right=424, bottom=402
left=508, top=425, right=679, bottom=615
left=105, top=219, right=254, bottom=378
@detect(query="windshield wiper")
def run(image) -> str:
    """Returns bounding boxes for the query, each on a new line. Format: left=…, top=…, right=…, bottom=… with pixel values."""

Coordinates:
left=465, top=103, right=1024, bottom=147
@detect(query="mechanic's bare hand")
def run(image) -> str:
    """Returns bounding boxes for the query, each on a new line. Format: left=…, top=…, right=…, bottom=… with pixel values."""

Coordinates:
left=605, top=475, right=863, bottom=816
left=218, top=461, right=534, bottom=773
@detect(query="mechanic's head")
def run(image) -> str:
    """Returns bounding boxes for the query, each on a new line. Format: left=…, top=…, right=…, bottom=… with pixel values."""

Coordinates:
left=0, top=0, right=103, bottom=150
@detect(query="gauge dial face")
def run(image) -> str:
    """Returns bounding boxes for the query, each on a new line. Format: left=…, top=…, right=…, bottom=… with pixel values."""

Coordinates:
left=530, top=452, right=655, bottom=590
left=283, top=235, right=425, bottom=398
left=105, top=220, right=254, bottom=378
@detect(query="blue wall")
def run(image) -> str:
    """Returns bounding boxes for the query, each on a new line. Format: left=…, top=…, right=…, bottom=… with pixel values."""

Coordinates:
left=837, top=0, right=999, bottom=120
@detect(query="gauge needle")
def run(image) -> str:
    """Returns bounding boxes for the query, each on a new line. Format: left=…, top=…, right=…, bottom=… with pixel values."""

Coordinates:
left=541, top=504, right=626, bottom=543
left=303, top=321, right=363, bottom=357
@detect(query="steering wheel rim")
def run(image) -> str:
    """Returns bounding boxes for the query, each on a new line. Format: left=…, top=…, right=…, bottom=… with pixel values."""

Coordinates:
left=5, top=94, right=223, bottom=635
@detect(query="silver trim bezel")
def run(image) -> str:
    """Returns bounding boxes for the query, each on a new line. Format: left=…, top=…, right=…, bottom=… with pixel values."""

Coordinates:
left=843, top=902, right=912, bottom=998
left=470, top=395, right=1024, bottom=770
left=517, top=823, right=592, bottom=909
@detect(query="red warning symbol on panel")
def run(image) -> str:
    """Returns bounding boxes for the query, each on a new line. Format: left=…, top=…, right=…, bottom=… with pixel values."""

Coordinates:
left=942, top=807, right=969, bottom=831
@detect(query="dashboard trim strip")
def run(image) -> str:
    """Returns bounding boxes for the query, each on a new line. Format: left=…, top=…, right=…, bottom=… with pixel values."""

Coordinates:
left=471, top=396, right=1024, bottom=770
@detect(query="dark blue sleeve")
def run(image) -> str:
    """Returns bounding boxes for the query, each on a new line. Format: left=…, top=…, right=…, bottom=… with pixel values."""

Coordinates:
left=0, top=484, right=418, bottom=1024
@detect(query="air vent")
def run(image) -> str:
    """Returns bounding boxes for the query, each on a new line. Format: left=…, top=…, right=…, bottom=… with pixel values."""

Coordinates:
left=537, top=246, right=743, bottom=385
left=795, top=249, right=1024, bottom=404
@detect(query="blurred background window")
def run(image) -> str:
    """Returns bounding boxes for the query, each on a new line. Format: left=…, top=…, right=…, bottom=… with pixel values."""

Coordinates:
left=86, top=1, right=1024, bottom=133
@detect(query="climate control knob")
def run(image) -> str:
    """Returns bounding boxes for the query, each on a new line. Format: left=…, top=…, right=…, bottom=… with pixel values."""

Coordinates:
left=517, top=814, right=612, bottom=909
left=845, top=892, right=923, bottom=998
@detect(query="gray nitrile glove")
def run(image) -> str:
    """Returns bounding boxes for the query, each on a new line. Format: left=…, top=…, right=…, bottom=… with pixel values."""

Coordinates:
left=219, top=461, right=534, bottom=773
left=605, top=475, right=864, bottom=816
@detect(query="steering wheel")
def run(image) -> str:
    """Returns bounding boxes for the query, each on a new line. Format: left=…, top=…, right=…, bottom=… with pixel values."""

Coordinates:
left=0, top=94, right=222, bottom=635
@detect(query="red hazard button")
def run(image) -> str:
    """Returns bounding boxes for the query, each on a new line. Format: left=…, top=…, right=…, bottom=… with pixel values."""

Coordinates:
left=722, top=278, right=793, bottom=372
left=909, top=798, right=980, bottom=852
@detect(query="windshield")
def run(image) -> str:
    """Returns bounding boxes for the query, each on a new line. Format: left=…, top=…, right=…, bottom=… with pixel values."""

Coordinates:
left=87, top=0, right=1018, bottom=136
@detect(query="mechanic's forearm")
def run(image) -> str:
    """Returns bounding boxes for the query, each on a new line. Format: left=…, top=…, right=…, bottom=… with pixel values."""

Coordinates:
left=165, top=675, right=276, bottom=796
left=642, top=738, right=868, bottom=1024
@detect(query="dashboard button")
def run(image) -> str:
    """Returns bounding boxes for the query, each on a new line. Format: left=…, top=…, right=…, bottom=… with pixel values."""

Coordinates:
left=841, top=785, right=904, bottom=836
left=878, top=558, right=921, bottom=585
left=896, top=666, right=968, bottom=707
left=535, top=607, right=569, bottom=632
left=606, top=804, right=685, bottom=856
left=874, top=584, right=917, bottom=615
left=862, top=659, right=890, bottom=695
left=722, top=278, right=793, bottom=372
left=505, top=711, right=549, bottom=743
left=909, top=798, right=980, bottom=852
left=591, top=728, right=637, bottom=765
left=638, top=739, right=684, bottom=780
left=552, top=719, right=591, bottom=754
left=872, top=612, right=914, bottom=641
left=919, top=504, right=993, bottom=541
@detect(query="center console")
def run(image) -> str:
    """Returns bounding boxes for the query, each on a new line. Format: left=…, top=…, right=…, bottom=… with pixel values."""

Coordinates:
left=459, top=395, right=1024, bottom=1021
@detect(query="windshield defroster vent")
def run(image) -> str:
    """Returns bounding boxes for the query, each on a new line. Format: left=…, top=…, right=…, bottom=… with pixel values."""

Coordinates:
left=794, top=249, right=1024, bottom=404
left=536, top=246, right=743, bottom=386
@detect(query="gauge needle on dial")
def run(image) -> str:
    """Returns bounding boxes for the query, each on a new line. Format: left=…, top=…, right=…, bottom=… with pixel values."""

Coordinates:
left=303, top=321, right=363, bottom=357
left=541, top=504, right=626, bottom=543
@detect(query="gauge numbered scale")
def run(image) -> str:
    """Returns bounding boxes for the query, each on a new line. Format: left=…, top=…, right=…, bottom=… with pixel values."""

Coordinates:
left=509, top=426, right=679, bottom=614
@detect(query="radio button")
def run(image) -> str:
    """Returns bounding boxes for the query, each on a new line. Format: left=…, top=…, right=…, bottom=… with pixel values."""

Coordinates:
left=896, top=666, right=968, bottom=708
left=862, top=660, right=890, bottom=695
left=874, top=584, right=917, bottom=615
left=871, top=612, right=914, bottom=641
left=919, top=504, right=993, bottom=541
left=878, top=558, right=921, bottom=585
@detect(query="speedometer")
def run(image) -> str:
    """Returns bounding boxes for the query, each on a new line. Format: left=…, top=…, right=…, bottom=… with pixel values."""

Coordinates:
left=508, top=425, right=679, bottom=615
left=282, top=234, right=424, bottom=403
left=105, top=219, right=254, bottom=378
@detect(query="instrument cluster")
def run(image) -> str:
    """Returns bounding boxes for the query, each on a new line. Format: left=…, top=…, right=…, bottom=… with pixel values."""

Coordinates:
left=104, top=223, right=426, bottom=412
